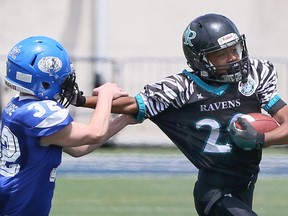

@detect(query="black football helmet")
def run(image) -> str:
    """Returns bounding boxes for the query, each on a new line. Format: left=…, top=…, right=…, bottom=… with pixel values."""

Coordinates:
left=182, top=13, right=249, bottom=83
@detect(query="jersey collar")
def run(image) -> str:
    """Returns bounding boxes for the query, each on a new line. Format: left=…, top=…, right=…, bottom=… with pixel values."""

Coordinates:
left=183, top=70, right=230, bottom=96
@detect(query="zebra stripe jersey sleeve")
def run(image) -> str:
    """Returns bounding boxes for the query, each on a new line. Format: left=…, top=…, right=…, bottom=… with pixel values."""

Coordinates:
left=136, top=59, right=283, bottom=120
left=138, top=73, right=194, bottom=118
left=252, top=59, right=281, bottom=111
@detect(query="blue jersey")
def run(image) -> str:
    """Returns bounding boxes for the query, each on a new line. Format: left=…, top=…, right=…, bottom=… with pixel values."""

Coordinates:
left=0, top=95, right=73, bottom=216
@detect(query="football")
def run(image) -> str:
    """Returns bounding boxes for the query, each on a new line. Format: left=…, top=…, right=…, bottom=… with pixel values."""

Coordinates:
left=235, top=113, right=279, bottom=133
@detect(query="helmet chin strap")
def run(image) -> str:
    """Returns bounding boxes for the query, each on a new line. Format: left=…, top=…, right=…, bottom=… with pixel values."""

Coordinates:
left=200, top=70, right=242, bottom=83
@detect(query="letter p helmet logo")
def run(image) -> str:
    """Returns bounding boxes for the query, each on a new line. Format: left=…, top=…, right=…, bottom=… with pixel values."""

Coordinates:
left=184, top=27, right=196, bottom=47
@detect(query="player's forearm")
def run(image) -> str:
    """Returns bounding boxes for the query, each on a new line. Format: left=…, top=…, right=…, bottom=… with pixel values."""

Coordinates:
left=63, top=115, right=134, bottom=157
left=83, top=96, right=139, bottom=114
left=265, top=106, right=288, bottom=147
left=63, top=143, right=103, bottom=157
left=264, top=123, right=288, bottom=147
left=105, top=114, right=134, bottom=140
left=90, top=92, right=113, bottom=140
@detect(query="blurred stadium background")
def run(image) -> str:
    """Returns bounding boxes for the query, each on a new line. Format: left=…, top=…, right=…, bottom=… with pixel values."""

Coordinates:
left=1, top=0, right=288, bottom=146
left=1, top=1, right=288, bottom=215
left=1, top=55, right=288, bottom=146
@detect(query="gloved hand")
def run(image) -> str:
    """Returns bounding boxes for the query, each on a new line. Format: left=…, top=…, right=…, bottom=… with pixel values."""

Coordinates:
left=70, top=88, right=86, bottom=107
left=229, top=117, right=265, bottom=150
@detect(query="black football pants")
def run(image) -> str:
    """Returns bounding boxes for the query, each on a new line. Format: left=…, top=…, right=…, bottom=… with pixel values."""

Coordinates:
left=193, top=170, right=258, bottom=216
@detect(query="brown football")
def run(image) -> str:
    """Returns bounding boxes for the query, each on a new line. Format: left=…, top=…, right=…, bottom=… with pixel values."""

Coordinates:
left=235, top=113, right=279, bottom=133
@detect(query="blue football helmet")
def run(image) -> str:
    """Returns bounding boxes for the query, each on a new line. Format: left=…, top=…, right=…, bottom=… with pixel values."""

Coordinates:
left=5, top=36, right=78, bottom=107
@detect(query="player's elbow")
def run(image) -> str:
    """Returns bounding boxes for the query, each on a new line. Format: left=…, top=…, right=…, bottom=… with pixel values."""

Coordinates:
left=66, top=151, right=84, bottom=158
left=90, top=131, right=107, bottom=144
left=63, top=147, right=88, bottom=158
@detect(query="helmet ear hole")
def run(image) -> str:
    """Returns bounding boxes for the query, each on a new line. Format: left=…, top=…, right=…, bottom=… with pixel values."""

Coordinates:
left=30, top=55, right=37, bottom=66
left=42, top=82, right=50, bottom=90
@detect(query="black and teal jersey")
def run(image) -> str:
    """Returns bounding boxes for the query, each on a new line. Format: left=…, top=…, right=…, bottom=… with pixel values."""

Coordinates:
left=135, top=59, right=285, bottom=178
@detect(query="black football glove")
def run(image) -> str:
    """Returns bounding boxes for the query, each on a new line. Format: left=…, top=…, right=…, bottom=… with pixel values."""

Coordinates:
left=70, top=89, right=86, bottom=107
left=229, top=117, right=265, bottom=150
left=71, top=83, right=86, bottom=106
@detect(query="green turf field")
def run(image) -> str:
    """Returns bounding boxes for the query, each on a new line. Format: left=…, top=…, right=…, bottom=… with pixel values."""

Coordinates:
left=50, top=176, right=288, bottom=216
left=50, top=147, right=288, bottom=216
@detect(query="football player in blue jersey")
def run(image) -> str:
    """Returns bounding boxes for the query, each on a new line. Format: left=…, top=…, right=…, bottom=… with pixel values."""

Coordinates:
left=0, top=36, right=134, bottom=216
left=76, top=14, right=288, bottom=215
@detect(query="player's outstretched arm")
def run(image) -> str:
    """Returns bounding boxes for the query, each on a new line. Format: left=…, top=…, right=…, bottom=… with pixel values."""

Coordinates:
left=63, top=114, right=137, bottom=157
left=84, top=95, right=139, bottom=115
left=71, top=86, right=139, bottom=114
left=40, top=82, right=132, bottom=150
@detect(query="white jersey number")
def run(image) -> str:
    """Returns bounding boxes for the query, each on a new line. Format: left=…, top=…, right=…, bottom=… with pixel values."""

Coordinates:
left=0, top=126, right=21, bottom=177
left=197, top=114, right=241, bottom=153
left=0, top=100, right=62, bottom=177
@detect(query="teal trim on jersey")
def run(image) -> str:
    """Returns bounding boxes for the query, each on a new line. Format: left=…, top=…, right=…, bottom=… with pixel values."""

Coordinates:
left=134, top=94, right=146, bottom=122
left=183, top=70, right=230, bottom=96
left=263, top=95, right=281, bottom=112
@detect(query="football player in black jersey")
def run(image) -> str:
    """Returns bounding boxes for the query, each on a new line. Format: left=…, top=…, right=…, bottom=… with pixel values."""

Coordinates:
left=75, top=13, right=288, bottom=216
